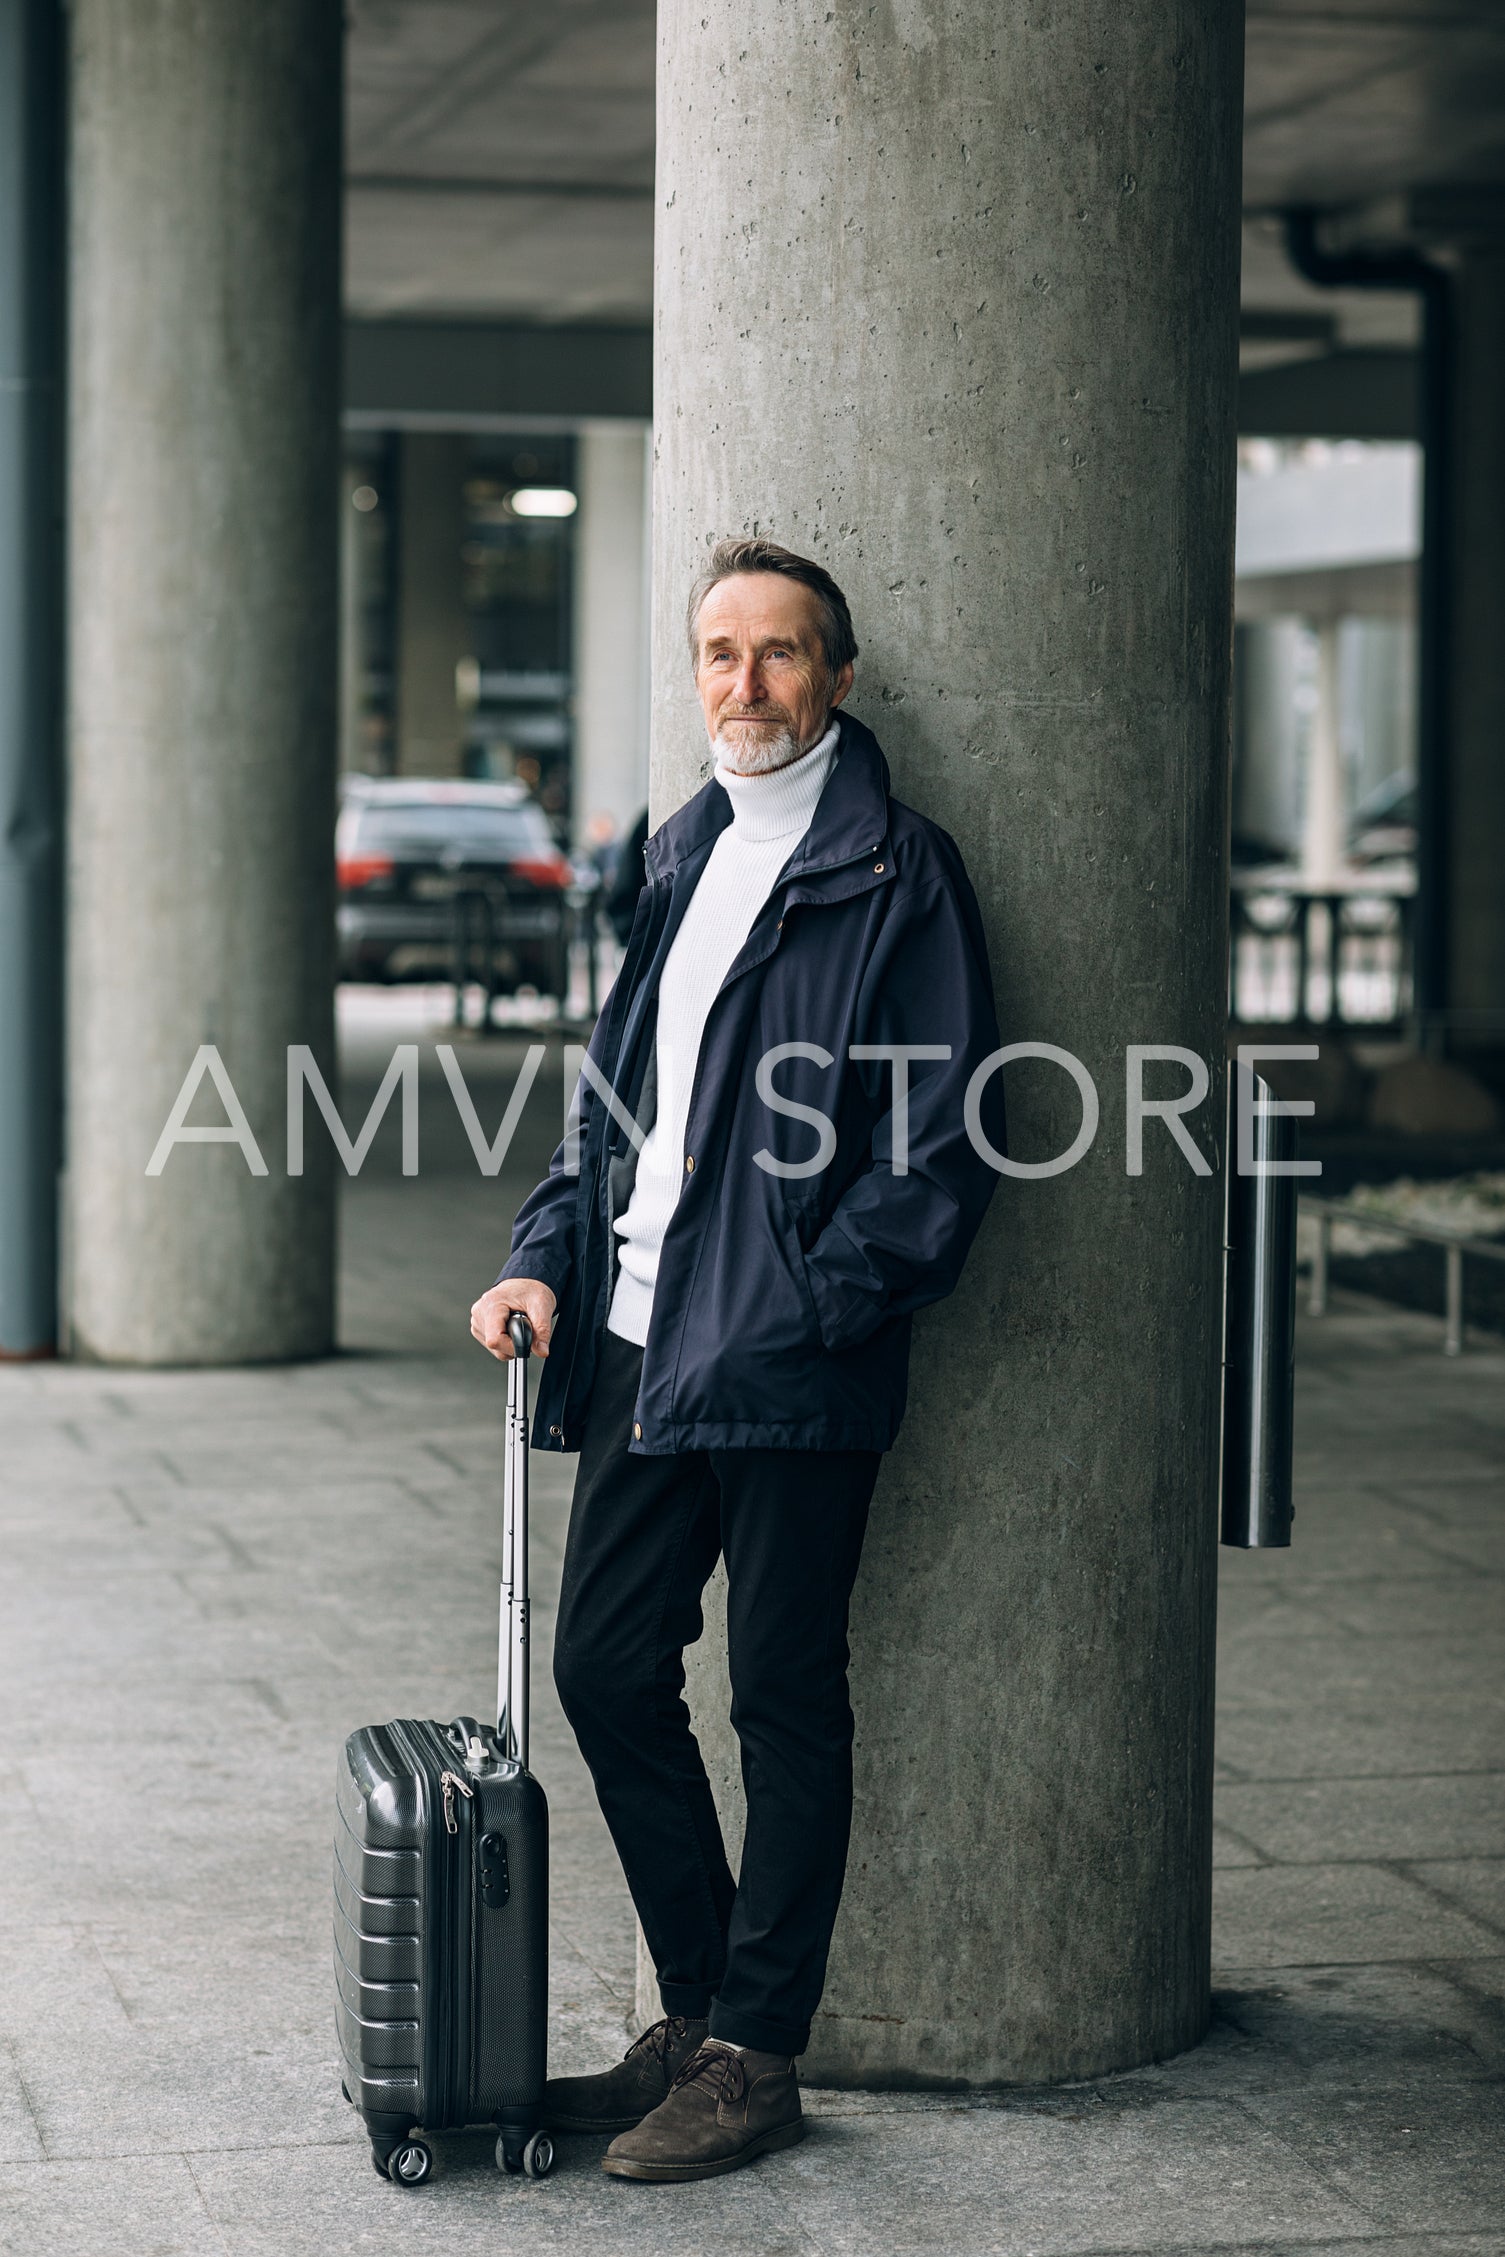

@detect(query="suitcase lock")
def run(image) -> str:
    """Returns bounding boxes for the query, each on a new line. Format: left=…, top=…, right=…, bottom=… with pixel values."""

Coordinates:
left=479, top=1832, right=510, bottom=1909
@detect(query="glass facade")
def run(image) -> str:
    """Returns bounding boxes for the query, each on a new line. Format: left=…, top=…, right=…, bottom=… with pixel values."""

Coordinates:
left=341, top=430, right=578, bottom=839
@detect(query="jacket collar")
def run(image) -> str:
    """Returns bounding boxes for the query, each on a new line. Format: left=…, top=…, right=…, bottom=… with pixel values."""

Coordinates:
left=643, top=710, right=890, bottom=884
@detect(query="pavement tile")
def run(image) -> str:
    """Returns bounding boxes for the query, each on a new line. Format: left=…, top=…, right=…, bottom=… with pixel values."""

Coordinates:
left=1148, top=1962, right=1505, bottom=2095
left=1305, top=1574, right=1504, bottom=1641
left=776, top=2094, right=1371, bottom=2254
left=1213, top=1571, right=1351, bottom=1626
left=1211, top=1822, right=1266, bottom=1870
left=83, top=1912, right=334, bottom=2034
left=14, top=2029, right=350, bottom=2165
left=0, top=2061, right=46, bottom=2167
left=544, top=1938, right=635, bottom=2078
left=1241, top=2081, right=1505, bottom=2235
left=0, top=2156, right=224, bottom=2256
left=1435, top=1959, right=1505, bottom=2067
left=1062, top=2241, right=1505, bottom=2256
left=1215, top=1690, right=1505, bottom=1781
left=1380, top=1475, right=1505, bottom=1526
left=0, top=1928, right=135, bottom=2051
left=1212, top=1630, right=1497, bottom=1705
left=1215, top=1510, right=1462, bottom=1588
left=0, top=1929, right=348, bottom=2160
left=1216, top=1773, right=1505, bottom=1863
left=1404, top=1523, right=1505, bottom=1576
left=1403, top=1859, right=1505, bottom=1939
left=1214, top=1862, right=1501, bottom=1968
left=191, top=2131, right=815, bottom=2257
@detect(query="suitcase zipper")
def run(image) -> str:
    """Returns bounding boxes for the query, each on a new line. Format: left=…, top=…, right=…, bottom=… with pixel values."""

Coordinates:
left=440, top=1769, right=474, bottom=1834
left=431, top=1746, right=477, bottom=2122
left=390, top=1724, right=478, bottom=2130
left=437, top=1745, right=479, bottom=2121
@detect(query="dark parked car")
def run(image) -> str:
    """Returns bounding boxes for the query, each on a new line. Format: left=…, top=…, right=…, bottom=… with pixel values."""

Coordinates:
left=336, top=778, right=573, bottom=996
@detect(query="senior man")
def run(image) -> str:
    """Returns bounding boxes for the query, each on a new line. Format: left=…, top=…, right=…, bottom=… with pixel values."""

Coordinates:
left=471, top=537, right=1003, bottom=2182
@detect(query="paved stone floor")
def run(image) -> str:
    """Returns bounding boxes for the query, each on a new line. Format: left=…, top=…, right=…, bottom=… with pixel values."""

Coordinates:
left=1, top=1007, right=1501, bottom=2255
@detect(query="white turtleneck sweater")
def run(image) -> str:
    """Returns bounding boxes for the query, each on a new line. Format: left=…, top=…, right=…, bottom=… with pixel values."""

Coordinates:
left=606, top=721, right=840, bottom=1347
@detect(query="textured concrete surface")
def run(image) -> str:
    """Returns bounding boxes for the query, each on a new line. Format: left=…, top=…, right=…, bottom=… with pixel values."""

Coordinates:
left=1449, top=246, right=1505, bottom=1024
left=1, top=1008, right=1500, bottom=2252
left=572, top=423, right=652, bottom=844
left=65, top=0, right=342, bottom=1363
left=650, top=0, right=1244, bottom=2080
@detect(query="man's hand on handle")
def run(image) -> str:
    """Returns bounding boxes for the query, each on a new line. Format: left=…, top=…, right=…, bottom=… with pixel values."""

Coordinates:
left=471, top=1280, right=557, bottom=1360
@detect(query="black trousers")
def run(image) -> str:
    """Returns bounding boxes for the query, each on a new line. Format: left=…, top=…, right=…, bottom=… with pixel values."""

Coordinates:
left=552, top=1329, right=879, bottom=2056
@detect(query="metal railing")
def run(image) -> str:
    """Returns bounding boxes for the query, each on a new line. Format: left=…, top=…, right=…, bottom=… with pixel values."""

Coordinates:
left=1230, top=885, right=1414, bottom=1028
left=448, top=884, right=603, bottom=1032
left=1302, top=1193, right=1505, bottom=1357
left=451, top=888, right=498, bottom=1028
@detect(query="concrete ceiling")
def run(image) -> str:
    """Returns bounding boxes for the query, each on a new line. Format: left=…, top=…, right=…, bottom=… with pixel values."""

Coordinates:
left=347, top=0, right=655, bottom=323
left=1242, top=0, right=1505, bottom=358
left=347, top=0, right=1505, bottom=349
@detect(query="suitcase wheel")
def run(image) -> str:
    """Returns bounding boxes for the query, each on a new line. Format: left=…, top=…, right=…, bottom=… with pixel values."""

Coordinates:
left=496, top=2128, right=554, bottom=2180
left=384, top=2137, right=434, bottom=2188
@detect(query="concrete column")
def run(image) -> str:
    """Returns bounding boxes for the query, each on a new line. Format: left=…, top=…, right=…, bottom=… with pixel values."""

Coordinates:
left=1301, top=620, right=1347, bottom=888
left=0, top=0, right=63, bottom=1358
left=1233, top=620, right=1305, bottom=862
left=394, top=432, right=470, bottom=777
left=339, top=465, right=367, bottom=778
left=1446, top=249, right=1505, bottom=1039
left=67, top=0, right=341, bottom=1365
left=649, top=0, right=1243, bottom=2084
left=571, top=422, right=652, bottom=846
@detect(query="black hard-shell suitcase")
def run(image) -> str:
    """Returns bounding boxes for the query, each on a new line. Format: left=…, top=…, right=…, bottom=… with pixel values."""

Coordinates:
left=334, top=1314, right=554, bottom=2186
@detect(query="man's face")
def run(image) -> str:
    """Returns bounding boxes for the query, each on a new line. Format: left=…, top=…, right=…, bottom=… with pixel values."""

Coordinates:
left=694, top=573, right=853, bottom=774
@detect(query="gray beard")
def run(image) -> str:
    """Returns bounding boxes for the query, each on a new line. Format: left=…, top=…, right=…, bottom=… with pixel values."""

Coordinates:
left=713, top=722, right=811, bottom=776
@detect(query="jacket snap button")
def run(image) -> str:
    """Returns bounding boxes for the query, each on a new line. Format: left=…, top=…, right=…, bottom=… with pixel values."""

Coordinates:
left=874, top=860, right=885, bottom=874
left=633, top=1421, right=642, bottom=1440
left=549, top=1424, right=561, bottom=1439
left=685, top=1154, right=695, bottom=1172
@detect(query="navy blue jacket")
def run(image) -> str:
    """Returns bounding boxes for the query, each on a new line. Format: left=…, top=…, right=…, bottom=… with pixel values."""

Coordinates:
left=496, top=712, right=1004, bottom=1454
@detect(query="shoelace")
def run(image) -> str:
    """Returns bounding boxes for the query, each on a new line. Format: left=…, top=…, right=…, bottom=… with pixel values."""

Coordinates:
left=669, top=2042, right=746, bottom=2104
left=625, top=2013, right=691, bottom=2068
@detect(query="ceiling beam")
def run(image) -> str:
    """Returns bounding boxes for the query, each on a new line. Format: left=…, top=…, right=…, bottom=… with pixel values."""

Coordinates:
left=344, top=318, right=652, bottom=423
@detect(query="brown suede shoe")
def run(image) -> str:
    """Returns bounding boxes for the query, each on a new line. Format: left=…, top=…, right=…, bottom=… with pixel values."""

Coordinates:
left=543, top=2014, right=708, bottom=2133
left=601, top=2040, right=804, bottom=2181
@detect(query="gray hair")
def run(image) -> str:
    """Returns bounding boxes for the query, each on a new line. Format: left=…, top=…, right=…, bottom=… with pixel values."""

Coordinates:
left=685, top=537, right=859, bottom=678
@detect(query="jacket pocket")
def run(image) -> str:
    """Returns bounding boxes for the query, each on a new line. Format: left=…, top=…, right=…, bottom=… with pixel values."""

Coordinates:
left=780, top=1207, right=824, bottom=1347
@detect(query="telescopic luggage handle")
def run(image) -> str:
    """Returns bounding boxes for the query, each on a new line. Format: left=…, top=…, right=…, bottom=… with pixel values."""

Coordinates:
left=498, top=1313, right=533, bottom=1766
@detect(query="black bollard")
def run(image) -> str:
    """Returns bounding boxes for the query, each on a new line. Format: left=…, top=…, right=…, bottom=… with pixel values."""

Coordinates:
left=1221, top=1071, right=1299, bottom=1548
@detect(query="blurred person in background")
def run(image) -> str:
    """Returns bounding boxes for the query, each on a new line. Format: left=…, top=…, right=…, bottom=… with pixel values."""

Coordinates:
left=605, top=805, right=650, bottom=946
